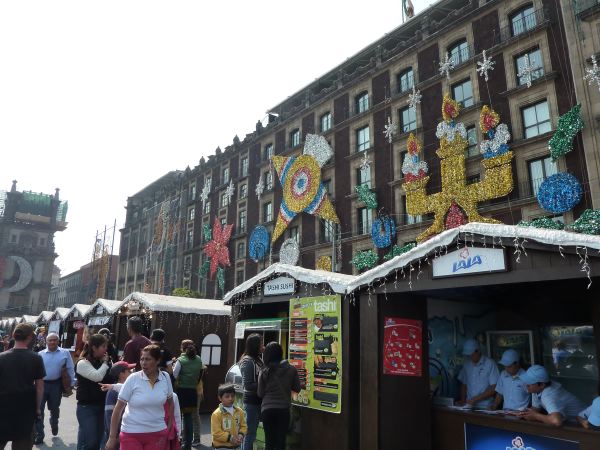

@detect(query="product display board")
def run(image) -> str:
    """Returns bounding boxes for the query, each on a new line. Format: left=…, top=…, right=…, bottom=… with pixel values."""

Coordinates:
left=465, top=423, right=579, bottom=450
left=288, top=295, right=342, bottom=413
left=383, top=317, right=423, bottom=376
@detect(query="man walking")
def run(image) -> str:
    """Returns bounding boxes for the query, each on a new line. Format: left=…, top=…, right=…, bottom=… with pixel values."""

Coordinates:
left=0, top=323, right=46, bottom=450
left=34, top=332, right=75, bottom=444
left=122, top=316, right=150, bottom=371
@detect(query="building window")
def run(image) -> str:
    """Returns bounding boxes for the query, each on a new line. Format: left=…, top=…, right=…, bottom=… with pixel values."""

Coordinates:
left=510, top=5, right=536, bottom=37
left=451, top=79, right=474, bottom=108
left=240, top=157, right=249, bottom=177
left=522, top=100, right=551, bottom=139
left=528, top=156, right=557, bottom=196
left=236, top=269, right=245, bottom=286
left=356, top=166, right=371, bottom=188
left=203, top=200, right=211, bottom=215
left=356, top=126, right=370, bottom=152
left=466, top=126, right=478, bottom=157
left=220, top=192, right=230, bottom=208
left=189, top=184, right=196, bottom=201
left=289, top=226, right=299, bottom=242
left=399, top=106, right=417, bottom=133
left=264, top=143, right=274, bottom=160
left=290, top=129, right=301, bottom=148
left=322, top=179, right=332, bottom=196
left=188, top=207, right=195, bottom=221
left=357, top=207, right=373, bottom=235
left=238, top=210, right=247, bottom=233
left=515, top=47, right=544, bottom=86
left=263, top=202, right=273, bottom=222
left=186, top=229, right=193, bottom=249
left=448, top=39, right=470, bottom=66
left=320, top=112, right=332, bottom=132
left=222, top=167, right=230, bottom=184
left=356, top=91, right=369, bottom=114
left=264, top=171, right=273, bottom=191
left=220, top=217, right=227, bottom=227
left=200, top=334, right=222, bottom=366
left=237, top=242, right=245, bottom=259
left=402, top=196, right=422, bottom=225
left=239, top=184, right=248, bottom=199
left=397, top=68, right=414, bottom=93
left=204, top=177, right=211, bottom=190
left=320, top=220, right=333, bottom=243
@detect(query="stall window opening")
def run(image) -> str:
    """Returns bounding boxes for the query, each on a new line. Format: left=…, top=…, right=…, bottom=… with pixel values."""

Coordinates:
left=201, top=334, right=222, bottom=366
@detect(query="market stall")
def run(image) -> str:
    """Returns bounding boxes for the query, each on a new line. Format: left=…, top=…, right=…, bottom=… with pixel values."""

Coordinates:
left=117, top=292, right=231, bottom=412
left=62, top=304, right=91, bottom=354
left=84, top=298, right=122, bottom=332
left=347, top=223, right=600, bottom=450
left=47, top=307, right=70, bottom=338
left=20, top=314, right=38, bottom=325
left=36, top=311, right=53, bottom=328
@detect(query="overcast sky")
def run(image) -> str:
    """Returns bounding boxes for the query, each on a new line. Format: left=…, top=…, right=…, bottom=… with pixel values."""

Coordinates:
left=0, top=0, right=431, bottom=276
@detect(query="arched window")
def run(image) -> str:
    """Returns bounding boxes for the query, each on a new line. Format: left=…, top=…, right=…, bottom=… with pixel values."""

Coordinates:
left=201, top=333, right=222, bottom=366
left=510, top=4, right=536, bottom=37
left=448, top=39, right=470, bottom=66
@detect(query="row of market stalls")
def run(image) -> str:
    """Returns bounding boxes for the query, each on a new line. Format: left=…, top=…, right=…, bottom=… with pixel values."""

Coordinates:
left=224, top=223, right=600, bottom=450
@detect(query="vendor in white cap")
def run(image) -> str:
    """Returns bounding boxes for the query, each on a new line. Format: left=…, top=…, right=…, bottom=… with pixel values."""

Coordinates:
left=457, top=338, right=499, bottom=409
left=518, top=364, right=585, bottom=426
left=577, top=396, right=600, bottom=430
left=490, top=349, right=530, bottom=411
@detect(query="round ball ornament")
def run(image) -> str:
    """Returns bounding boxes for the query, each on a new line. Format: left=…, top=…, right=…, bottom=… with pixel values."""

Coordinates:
left=537, top=172, right=583, bottom=214
left=248, top=225, right=270, bottom=262
left=371, top=216, right=396, bottom=249
left=279, top=238, right=300, bottom=266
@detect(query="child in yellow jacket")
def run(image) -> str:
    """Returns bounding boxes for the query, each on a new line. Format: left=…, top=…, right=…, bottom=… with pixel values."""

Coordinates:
left=211, top=384, right=247, bottom=449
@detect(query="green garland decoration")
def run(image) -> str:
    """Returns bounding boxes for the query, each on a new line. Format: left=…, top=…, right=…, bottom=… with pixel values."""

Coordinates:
left=355, top=184, right=378, bottom=210
left=203, top=223, right=212, bottom=242
left=568, top=209, right=600, bottom=235
left=548, top=104, right=584, bottom=162
left=517, top=217, right=564, bottom=230
left=383, top=242, right=417, bottom=261
left=217, top=267, right=225, bottom=293
left=350, top=249, right=379, bottom=271
left=199, top=260, right=210, bottom=277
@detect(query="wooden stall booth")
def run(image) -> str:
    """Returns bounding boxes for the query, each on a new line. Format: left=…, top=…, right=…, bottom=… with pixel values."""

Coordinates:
left=20, top=314, right=38, bottom=325
left=84, top=298, right=122, bottom=334
left=36, top=311, right=53, bottom=329
left=347, top=223, right=600, bottom=450
left=62, top=304, right=91, bottom=354
left=224, top=263, right=357, bottom=450
left=47, top=307, right=70, bottom=339
left=117, top=292, right=231, bottom=412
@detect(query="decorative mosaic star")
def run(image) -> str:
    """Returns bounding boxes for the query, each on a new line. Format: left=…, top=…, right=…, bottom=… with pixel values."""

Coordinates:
left=383, top=117, right=398, bottom=144
left=517, top=54, right=534, bottom=88
left=476, top=49, right=495, bottom=82
left=200, top=180, right=211, bottom=204
left=359, top=151, right=371, bottom=172
left=439, top=52, right=455, bottom=80
left=224, top=179, right=235, bottom=205
left=584, top=54, right=600, bottom=93
left=203, top=217, right=233, bottom=279
left=255, top=178, right=264, bottom=200
left=407, top=86, right=422, bottom=109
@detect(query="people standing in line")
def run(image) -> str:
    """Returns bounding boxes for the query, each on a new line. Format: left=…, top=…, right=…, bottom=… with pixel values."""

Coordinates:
left=210, top=384, right=247, bottom=449
left=257, top=342, right=300, bottom=450
left=105, top=345, right=175, bottom=450
left=34, top=332, right=76, bottom=444
left=101, top=361, right=136, bottom=450
left=0, top=323, right=45, bottom=450
left=122, top=317, right=150, bottom=371
left=490, top=349, right=530, bottom=411
left=76, top=333, right=112, bottom=450
left=173, top=340, right=205, bottom=450
left=98, top=328, right=119, bottom=363
left=239, top=334, right=264, bottom=450
left=457, top=338, right=499, bottom=409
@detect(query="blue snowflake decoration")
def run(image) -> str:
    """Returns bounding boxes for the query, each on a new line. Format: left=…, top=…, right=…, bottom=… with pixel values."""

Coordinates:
left=537, top=172, right=583, bottom=214
left=371, top=216, right=396, bottom=249
left=249, top=225, right=270, bottom=262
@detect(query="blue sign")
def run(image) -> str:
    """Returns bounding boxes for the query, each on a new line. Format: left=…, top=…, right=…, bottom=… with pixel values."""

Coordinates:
left=465, top=423, right=579, bottom=450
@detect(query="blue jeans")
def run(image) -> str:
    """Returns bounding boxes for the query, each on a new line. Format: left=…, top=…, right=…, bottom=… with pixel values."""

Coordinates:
left=182, top=412, right=193, bottom=450
left=76, top=404, right=104, bottom=450
left=242, top=403, right=261, bottom=450
left=35, top=380, right=63, bottom=438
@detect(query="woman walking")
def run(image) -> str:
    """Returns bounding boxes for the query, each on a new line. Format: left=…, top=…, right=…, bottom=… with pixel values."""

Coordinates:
left=173, top=340, right=204, bottom=450
left=257, top=342, right=300, bottom=450
left=239, top=334, right=263, bottom=450
left=105, top=345, right=175, bottom=450
left=76, top=333, right=112, bottom=450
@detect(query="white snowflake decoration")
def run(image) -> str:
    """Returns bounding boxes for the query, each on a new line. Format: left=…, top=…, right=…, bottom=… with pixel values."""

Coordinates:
left=304, top=133, right=333, bottom=167
left=401, top=153, right=428, bottom=178
left=383, top=117, right=398, bottom=144
left=480, top=123, right=510, bottom=156
left=255, top=178, right=264, bottom=200
left=200, top=180, right=211, bottom=205
left=517, top=54, right=535, bottom=88
left=359, top=151, right=371, bottom=172
left=584, top=54, right=600, bottom=92
left=436, top=121, right=467, bottom=142
left=476, top=49, right=495, bottom=82
left=224, top=179, right=235, bottom=205
left=407, top=86, right=422, bottom=110
left=279, top=238, right=300, bottom=265
left=439, top=52, right=455, bottom=80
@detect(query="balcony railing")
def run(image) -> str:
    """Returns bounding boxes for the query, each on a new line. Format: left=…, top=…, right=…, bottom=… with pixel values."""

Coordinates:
left=575, top=0, right=600, bottom=16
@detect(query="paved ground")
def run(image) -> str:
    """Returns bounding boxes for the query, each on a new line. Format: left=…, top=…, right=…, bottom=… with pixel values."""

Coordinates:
left=6, top=395, right=213, bottom=450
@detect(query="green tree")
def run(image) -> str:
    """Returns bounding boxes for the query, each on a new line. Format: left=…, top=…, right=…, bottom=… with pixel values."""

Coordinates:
left=171, top=287, right=202, bottom=298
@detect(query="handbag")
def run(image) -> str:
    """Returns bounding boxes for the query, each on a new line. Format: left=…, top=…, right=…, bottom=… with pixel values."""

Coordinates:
left=61, top=360, right=73, bottom=397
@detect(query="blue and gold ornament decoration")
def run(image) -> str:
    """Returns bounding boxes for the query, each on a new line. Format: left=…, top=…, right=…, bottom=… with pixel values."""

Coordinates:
left=371, top=209, right=396, bottom=249
left=248, top=225, right=270, bottom=262
left=537, top=172, right=583, bottom=214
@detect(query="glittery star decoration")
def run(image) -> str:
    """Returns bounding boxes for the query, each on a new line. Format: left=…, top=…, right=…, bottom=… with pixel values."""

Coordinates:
left=476, top=49, right=495, bottom=82
left=271, top=134, right=340, bottom=243
left=359, top=151, right=371, bottom=172
left=255, top=178, right=264, bottom=200
left=224, top=179, right=235, bottom=205
left=407, top=86, right=422, bottom=109
left=517, top=54, right=535, bottom=88
left=584, top=54, right=600, bottom=92
left=200, top=180, right=211, bottom=205
left=203, top=217, right=233, bottom=279
left=438, top=52, right=455, bottom=80
left=383, top=117, right=398, bottom=144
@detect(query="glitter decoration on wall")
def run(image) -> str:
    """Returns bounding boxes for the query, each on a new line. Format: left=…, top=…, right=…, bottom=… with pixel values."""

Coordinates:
left=403, top=95, right=515, bottom=242
left=584, top=54, right=600, bottom=92
left=438, top=52, right=455, bottom=80
left=383, top=117, right=398, bottom=144
left=568, top=209, right=600, bottom=235
left=402, top=133, right=428, bottom=182
left=407, top=86, right=422, bottom=109
left=203, top=223, right=212, bottom=242
left=479, top=106, right=510, bottom=159
left=199, top=260, right=210, bottom=277
left=279, top=238, right=300, bottom=265
left=316, top=255, right=332, bottom=272
left=518, top=217, right=564, bottom=230
left=476, top=49, right=495, bottom=82
left=516, top=54, right=535, bottom=88
left=200, top=179, right=211, bottom=205
left=548, top=104, right=584, bottom=162
left=383, top=242, right=416, bottom=261
left=255, top=178, right=265, bottom=200
left=203, top=217, right=233, bottom=279
left=217, top=267, right=225, bottom=294
left=272, top=134, right=340, bottom=243
left=355, top=183, right=378, bottom=210
left=359, top=152, right=371, bottom=172
left=536, top=172, right=583, bottom=214
left=248, top=225, right=270, bottom=262
left=371, top=215, right=396, bottom=249
left=224, top=179, right=236, bottom=205
left=350, top=250, right=379, bottom=271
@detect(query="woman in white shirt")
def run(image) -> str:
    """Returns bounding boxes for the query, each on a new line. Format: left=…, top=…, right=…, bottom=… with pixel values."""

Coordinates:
left=105, top=345, right=175, bottom=450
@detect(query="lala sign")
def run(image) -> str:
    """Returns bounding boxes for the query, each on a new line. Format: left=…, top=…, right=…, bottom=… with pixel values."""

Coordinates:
left=264, top=276, right=295, bottom=296
left=432, top=246, right=506, bottom=278
left=507, top=436, right=535, bottom=450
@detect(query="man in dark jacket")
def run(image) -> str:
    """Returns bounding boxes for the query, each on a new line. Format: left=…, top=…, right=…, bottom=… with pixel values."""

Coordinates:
left=122, top=316, right=150, bottom=371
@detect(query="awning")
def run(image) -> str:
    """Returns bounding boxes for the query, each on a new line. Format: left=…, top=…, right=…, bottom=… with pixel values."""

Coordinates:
left=88, top=315, right=112, bottom=326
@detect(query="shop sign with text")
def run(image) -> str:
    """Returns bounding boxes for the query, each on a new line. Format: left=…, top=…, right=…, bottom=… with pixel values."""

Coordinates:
left=433, top=246, right=506, bottom=278
left=264, top=276, right=295, bottom=296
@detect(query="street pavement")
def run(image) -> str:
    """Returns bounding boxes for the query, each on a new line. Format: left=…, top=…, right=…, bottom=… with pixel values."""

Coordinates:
left=6, top=394, right=213, bottom=450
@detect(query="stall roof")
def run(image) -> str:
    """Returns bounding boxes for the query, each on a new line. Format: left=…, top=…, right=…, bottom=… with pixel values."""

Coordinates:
left=224, top=263, right=356, bottom=304
left=347, top=223, right=600, bottom=292
left=67, top=303, right=91, bottom=318
left=37, top=311, right=53, bottom=322
left=122, top=292, right=231, bottom=316
left=84, top=299, right=123, bottom=318
left=21, top=315, right=38, bottom=324
left=51, top=307, right=71, bottom=320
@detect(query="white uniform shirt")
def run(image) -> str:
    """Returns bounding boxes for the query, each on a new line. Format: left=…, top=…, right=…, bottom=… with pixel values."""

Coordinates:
left=495, top=368, right=529, bottom=411
left=458, top=355, right=500, bottom=408
left=118, top=370, right=173, bottom=433
left=532, top=381, right=585, bottom=420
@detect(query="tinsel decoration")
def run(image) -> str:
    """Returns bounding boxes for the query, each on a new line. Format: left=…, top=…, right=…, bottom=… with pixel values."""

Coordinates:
left=476, top=49, right=495, bottom=82
left=568, top=209, right=600, bottom=235
left=279, top=238, right=300, bottom=265
left=536, top=172, right=583, bottom=214
left=217, top=267, right=225, bottom=294
left=224, top=179, right=236, bottom=205
left=199, top=260, right=210, bottom=277
left=383, top=242, right=416, bottom=261
left=408, top=85, right=422, bottom=109
left=371, top=215, right=396, bottom=249
left=517, top=54, right=535, bottom=88
left=583, top=55, right=600, bottom=92
left=359, top=152, right=371, bottom=172
left=200, top=179, right=211, bottom=205
left=316, top=255, right=332, bottom=272
left=203, top=224, right=212, bottom=242
left=255, top=178, right=264, bottom=200
left=444, top=202, right=468, bottom=229
left=383, top=117, right=398, bottom=144
left=350, top=250, right=379, bottom=271
left=203, top=217, right=233, bottom=279
left=355, top=183, right=378, bottom=210
left=517, top=217, right=564, bottom=230
left=248, top=225, right=270, bottom=262
left=271, top=134, right=340, bottom=243
left=402, top=133, right=428, bottom=182
left=479, top=106, right=510, bottom=159
left=438, top=52, right=455, bottom=80
left=548, top=104, right=584, bottom=162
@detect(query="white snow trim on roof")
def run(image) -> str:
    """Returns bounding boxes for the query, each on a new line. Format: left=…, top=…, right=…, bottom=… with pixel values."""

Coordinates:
left=348, top=223, right=600, bottom=292
left=52, top=308, right=71, bottom=320
left=21, top=315, right=38, bottom=324
left=37, top=311, right=53, bottom=321
left=123, top=292, right=231, bottom=316
left=84, top=299, right=124, bottom=318
left=68, top=304, right=91, bottom=317
left=224, top=263, right=356, bottom=304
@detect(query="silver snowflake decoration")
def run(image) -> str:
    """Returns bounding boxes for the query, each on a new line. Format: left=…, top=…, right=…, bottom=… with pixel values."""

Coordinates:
left=255, top=178, right=264, bottom=200
left=438, top=52, right=455, bottom=80
left=359, top=151, right=371, bottom=172
left=476, top=49, right=495, bottom=82
left=279, top=238, right=300, bottom=265
left=407, top=86, right=422, bottom=109
left=200, top=180, right=211, bottom=205
left=517, top=54, right=534, bottom=88
left=224, top=179, right=235, bottom=205
left=584, top=54, right=600, bottom=92
left=304, top=133, right=333, bottom=167
left=383, top=117, right=397, bottom=144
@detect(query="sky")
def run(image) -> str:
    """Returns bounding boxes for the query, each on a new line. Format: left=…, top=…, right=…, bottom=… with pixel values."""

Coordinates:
left=0, top=0, right=431, bottom=275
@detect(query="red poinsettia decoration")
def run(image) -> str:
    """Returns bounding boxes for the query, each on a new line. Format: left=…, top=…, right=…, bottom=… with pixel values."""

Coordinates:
left=203, top=217, right=234, bottom=279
